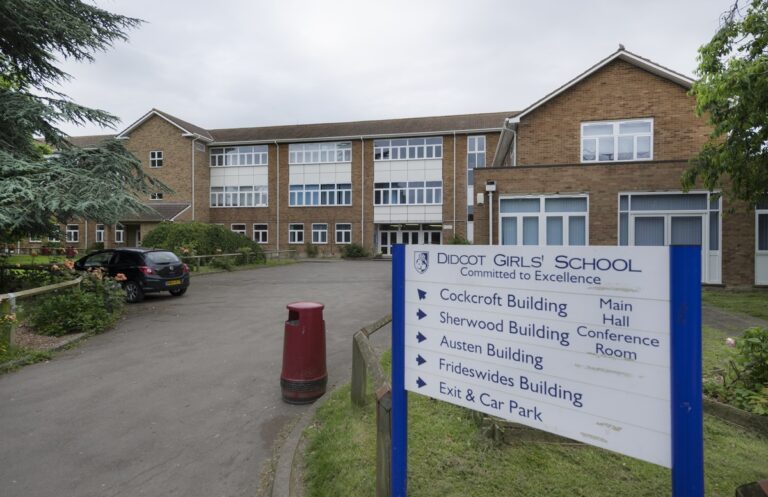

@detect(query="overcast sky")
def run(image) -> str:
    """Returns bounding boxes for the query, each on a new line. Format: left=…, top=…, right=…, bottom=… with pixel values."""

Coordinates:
left=58, top=0, right=732, bottom=136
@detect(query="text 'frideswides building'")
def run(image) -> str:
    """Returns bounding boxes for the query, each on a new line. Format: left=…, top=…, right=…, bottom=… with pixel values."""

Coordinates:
left=56, top=48, right=768, bottom=287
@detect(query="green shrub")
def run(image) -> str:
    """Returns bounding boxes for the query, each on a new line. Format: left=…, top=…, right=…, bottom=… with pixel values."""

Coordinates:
left=28, top=273, right=124, bottom=336
left=446, top=235, right=471, bottom=245
left=89, top=242, right=105, bottom=252
left=341, top=243, right=369, bottom=258
left=142, top=221, right=265, bottom=259
left=704, top=326, right=768, bottom=415
left=305, top=243, right=319, bottom=258
left=210, top=256, right=234, bottom=271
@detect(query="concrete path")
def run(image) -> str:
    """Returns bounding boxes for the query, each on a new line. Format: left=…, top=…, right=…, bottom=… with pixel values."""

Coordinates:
left=0, top=261, right=391, bottom=497
left=702, top=303, right=768, bottom=335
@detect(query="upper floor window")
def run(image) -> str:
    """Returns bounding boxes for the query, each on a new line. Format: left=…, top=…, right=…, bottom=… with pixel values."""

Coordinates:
left=374, top=137, right=442, bottom=161
left=467, top=136, right=486, bottom=169
left=289, top=142, right=351, bottom=164
left=210, top=145, right=268, bottom=167
left=374, top=181, right=442, bottom=206
left=150, top=150, right=163, bottom=168
left=210, top=185, right=268, bottom=208
left=289, top=183, right=351, bottom=206
left=581, top=119, right=652, bottom=163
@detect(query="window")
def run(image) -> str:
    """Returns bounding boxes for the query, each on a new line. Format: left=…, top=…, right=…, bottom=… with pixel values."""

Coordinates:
left=231, top=224, right=246, bottom=236
left=500, top=196, right=588, bottom=246
left=253, top=224, right=268, bottom=244
left=29, top=236, right=41, bottom=243
left=374, top=181, right=442, bottom=205
left=150, top=192, right=164, bottom=200
left=210, top=145, right=268, bottom=166
left=65, top=224, right=79, bottom=243
left=95, top=224, right=105, bottom=243
left=114, top=224, right=124, bottom=243
left=467, top=135, right=486, bottom=176
left=312, top=224, right=328, bottom=244
left=373, top=137, right=442, bottom=161
left=289, top=142, right=352, bottom=164
left=150, top=150, right=163, bottom=168
left=289, top=224, right=304, bottom=244
left=289, top=184, right=352, bottom=206
left=335, top=223, right=352, bottom=244
left=210, top=185, right=268, bottom=207
left=581, top=119, right=652, bottom=163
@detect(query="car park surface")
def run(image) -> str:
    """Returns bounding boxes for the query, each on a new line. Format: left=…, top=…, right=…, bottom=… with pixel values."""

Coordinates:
left=0, top=260, right=391, bottom=497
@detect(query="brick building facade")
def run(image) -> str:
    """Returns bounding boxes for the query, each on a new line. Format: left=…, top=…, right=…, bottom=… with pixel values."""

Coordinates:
left=29, top=48, right=767, bottom=287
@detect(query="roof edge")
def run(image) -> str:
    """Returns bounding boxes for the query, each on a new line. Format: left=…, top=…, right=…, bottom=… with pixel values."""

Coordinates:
left=116, top=109, right=213, bottom=142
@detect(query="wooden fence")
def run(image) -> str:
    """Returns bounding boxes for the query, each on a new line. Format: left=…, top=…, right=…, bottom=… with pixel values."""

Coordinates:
left=0, top=277, right=83, bottom=348
left=350, top=314, right=393, bottom=497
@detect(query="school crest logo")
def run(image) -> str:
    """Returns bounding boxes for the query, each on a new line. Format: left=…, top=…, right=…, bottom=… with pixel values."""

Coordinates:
left=414, top=251, right=429, bottom=274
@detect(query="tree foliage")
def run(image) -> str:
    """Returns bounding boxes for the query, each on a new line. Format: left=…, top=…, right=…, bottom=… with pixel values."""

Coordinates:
left=0, top=0, right=168, bottom=240
left=685, top=0, right=768, bottom=206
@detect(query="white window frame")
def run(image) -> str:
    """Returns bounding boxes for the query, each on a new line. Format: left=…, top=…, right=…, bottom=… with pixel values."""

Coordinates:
left=288, top=183, right=352, bottom=207
left=150, top=192, right=164, bottom=200
left=65, top=224, right=79, bottom=243
left=253, top=224, right=268, bottom=244
left=373, top=181, right=443, bottom=206
left=231, top=223, right=247, bottom=236
left=581, top=118, right=653, bottom=163
left=335, top=223, right=352, bottom=244
left=288, top=142, right=352, bottom=164
left=209, top=146, right=268, bottom=167
left=95, top=224, right=105, bottom=243
left=289, top=224, right=304, bottom=244
left=373, top=137, right=443, bottom=161
left=467, top=135, right=486, bottom=170
left=114, top=224, right=125, bottom=244
left=149, top=150, right=163, bottom=168
left=311, top=224, right=328, bottom=244
left=210, top=185, right=268, bottom=208
left=498, top=195, right=589, bottom=247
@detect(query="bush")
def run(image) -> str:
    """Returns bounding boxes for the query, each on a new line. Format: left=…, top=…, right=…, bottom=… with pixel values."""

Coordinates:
left=305, top=243, right=318, bottom=258
left=447, top=235, right=471, bottom=245
left=341, top=243, right=369, bottom=258
left=210, top=256, right=234, bottom=271
left=28, top=272, right=124, bottom=336
left=141, top=221, right=265, bottom=259
left=705, top=327, right=768, bottom=415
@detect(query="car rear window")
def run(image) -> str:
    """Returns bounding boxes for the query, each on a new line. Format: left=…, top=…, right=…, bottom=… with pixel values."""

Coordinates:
left=145, top=251, right=181, bottom=264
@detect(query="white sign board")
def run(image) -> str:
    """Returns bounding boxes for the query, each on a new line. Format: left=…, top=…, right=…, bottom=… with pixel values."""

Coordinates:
left=403, top=245, right=671, bottom=467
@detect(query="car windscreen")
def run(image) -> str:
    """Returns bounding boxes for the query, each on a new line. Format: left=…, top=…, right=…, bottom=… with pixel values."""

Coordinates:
left=145, top=251, right=181, bottom=265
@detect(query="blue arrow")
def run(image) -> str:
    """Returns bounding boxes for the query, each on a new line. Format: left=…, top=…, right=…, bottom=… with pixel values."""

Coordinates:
left=417, top=289, right=427, bottom=300
left=417, top=309, right=426, bottom=320
left=416, top=332, right=426, bottom=343
left=416, top=377, right=426, bottom=388
left=416, top=354, right=426, bottom=366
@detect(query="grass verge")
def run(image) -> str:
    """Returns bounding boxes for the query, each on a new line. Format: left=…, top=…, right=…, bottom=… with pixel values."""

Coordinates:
left=190, top=258, right=297, bottom=275
left=703, top=289, right=768, bottom=321
left=0, top=347, right=52, bottom=372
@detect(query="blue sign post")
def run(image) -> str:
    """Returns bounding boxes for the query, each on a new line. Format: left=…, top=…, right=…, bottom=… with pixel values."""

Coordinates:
left=391, top=244, right=703, bottom=497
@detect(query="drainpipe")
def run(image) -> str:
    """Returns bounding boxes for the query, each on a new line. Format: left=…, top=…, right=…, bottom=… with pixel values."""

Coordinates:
left=274, top=141, right=280, bottom=251
left=191, top=137, right=198, bottom=220
left=452, top=132, right=457, bottom=237
left=488, top=191, right=494, bottom=245
left=360, top=137, right=365, bottom=247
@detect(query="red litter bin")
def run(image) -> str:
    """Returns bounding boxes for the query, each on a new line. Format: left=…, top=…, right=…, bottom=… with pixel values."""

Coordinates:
left=280, top=301, right=327, bottom=404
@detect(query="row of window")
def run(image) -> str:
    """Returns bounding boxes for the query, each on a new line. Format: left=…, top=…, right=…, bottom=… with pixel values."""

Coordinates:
left=210, top=146, right=269, bottom=167
left=29, top=224, right=124, bottom=244
left=289, top=142, right=352, bottom=164
left=288, top=184, right=352, bottom=206
left=227, top=223, right=353, bottom=245
left=210, top=186, right=269, bottom=207
left=373, top=181, right=443, bottom=206
left=373, top=137, right=443, bottom=161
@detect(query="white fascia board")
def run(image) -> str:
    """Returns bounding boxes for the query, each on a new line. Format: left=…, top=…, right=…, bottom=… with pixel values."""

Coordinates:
left=117, top=109, right=210, bottom=141
left=208, top=128, right=504, bottom=146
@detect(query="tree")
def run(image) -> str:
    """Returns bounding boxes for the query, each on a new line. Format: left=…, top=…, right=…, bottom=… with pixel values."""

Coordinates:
left=684, top=0, right=768, bottom=207
left=0, top=0, right=168, bottom=241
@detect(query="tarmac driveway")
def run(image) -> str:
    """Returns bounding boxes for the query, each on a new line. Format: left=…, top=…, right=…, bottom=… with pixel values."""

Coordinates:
left=0, top=260, right=391, bottom=497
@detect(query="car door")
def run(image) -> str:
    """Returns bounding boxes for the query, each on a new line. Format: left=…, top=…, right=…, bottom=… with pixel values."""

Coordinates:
left=77, top=250, right=114, bottom=270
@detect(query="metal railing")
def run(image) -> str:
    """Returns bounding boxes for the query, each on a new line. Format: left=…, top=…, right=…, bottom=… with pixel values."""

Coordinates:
left=350, top=314, right=393, bottom=497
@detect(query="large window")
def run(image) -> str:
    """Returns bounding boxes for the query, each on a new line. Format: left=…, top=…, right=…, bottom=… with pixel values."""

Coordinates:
left=467, top=136, right=486, bottom=178
left=374, top=181, right=442, bottom=206
left=312, top=224, right=328, bottom=244
left=231, top=224, right=246, bottom=236
left=65, top=224, right=79, bottom=243
left=335, top=223, right=352, bottom=244
left=210, top=185, right=268, bottom=207
left=210, top=145, right=268, bottom=167
left=500, top=196, right=588, bottom=246
left=289, top=224, right=304, bottom=244
left=373, top=137, right=442, bottom=161
left=289, top=142, right=351, bottom=164
left=95, top=224, right=105, bottom=243
left=149, top=150, right=163, bottom=168
left=289, top=184, right=351, bottom=206
left=581, top=119, right=652, bottom=163
left=253, top=224, right=268, bottom=244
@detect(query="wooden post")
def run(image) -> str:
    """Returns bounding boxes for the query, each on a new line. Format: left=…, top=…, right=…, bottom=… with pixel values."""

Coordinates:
left=1, top=295, right=17, bottom=348
left=351, top=332, right=367, bottom=406
left=376, top=388, right=392, bottom=497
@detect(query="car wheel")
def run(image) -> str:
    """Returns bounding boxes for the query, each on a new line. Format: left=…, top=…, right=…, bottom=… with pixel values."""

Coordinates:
left=124, top=281, right=144, bottom=303
left=169, top=287, right=187, bottom=297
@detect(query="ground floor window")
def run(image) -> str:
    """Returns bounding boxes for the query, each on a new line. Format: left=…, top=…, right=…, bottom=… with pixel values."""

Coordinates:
left=253, top=224, right=268, bottom=244
left=619, top=191, right=721, bottom=284
left=312, top=223, right=328, bottom=244
left=95, top=224, right=105, bottom=243
left=115, top=224, right=125, bottom=244
left=376, top=223, right=442, bottom=255
left=499, top=195, right=588, bottom=246
left=29, top=236, right=41, bottom=243
left=335, top=223, right=352, bottom=244
left=756, top=198, right=768, bottom=284
left=289, top=224, right=304, bottom=244
left=231, top=223, right=246, bottom=236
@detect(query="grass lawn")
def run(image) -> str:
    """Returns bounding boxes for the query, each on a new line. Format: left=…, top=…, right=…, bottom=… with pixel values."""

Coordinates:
left=190, top=258, right=297, bottom=274
left=304, top=338, right=767, bottom=497
left=3, top=255, right=71, bottom=265
left=703, top=289, right=768, bottom=321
